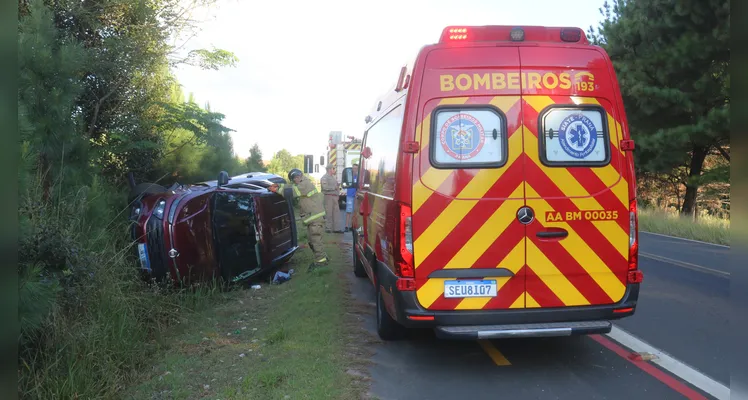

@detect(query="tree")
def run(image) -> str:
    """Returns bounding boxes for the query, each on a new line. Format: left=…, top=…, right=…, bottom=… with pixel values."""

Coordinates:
left=18, top=0, right=89, bottom=199
left=266, top=149, right=303, bottom=177
left=588, top=0, right=730, bottom=216
left=245, top=143, right=266, bottom=172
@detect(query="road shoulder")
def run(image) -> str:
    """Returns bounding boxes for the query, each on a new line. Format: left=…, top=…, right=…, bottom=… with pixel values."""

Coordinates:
left=126, top=233, right=375, bottom=400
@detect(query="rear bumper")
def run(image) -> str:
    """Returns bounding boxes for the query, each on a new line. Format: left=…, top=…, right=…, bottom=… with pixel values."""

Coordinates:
left=434, top=320, right=612, bottom=340
left=377, top=262, right=639, bottom=339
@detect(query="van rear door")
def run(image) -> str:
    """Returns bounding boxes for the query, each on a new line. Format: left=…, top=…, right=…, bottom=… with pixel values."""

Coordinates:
left=519, top=46, right=630, bottom=309
left=412, top=46, right=527, bottom=312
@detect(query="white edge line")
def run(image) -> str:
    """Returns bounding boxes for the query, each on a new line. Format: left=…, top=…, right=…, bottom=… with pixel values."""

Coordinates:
left=640, top=231, right=730, bottom=249
left=607, top=325, right=730, bottom=400
left=638, top=252, right=731, bottom=278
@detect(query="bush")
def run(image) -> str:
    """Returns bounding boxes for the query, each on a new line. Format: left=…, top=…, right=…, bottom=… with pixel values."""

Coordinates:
left=17, top=173, right=224, bottom=399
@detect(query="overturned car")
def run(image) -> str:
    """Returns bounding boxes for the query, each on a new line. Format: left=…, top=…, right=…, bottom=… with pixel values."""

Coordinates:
left=128, top=171, right=299, bottom=286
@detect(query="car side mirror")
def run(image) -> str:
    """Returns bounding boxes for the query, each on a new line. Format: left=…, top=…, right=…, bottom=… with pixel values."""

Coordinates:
left=217, top=171, right=230, bottom=187
left=341, top=167, right=353, bottom=188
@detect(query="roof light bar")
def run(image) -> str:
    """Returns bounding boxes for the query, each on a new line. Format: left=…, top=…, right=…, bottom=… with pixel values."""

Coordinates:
left=510, top=27, right=524, bottom=41
left=560, top=28, right=582, bottom=42
left=448, top=27, right=468, bottom=40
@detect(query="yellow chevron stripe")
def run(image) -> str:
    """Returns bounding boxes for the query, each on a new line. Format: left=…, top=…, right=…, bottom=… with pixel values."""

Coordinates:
left=526, top=292, right=540, bottom=308
left=525, top=184, right=626, bottom=303
left=526, top=240, right=590, bottom=306
left=523, top=95, right=555, bottom=117
left=413, top=168, right=451, bottom=213
left=415, top=156, right=521, bottom=260
left=415, top=278, right=448, bottom=309
left=443, top=185, right=524, bottom=270
left=509, top=292, right=525, bottom=309
left=451, top=239, right=526, bottom=310
left=413, top=199, right=477, bottom=267
left=523, top=130, right=628, bottom=259
left=489, top=96, right=521, bottom=113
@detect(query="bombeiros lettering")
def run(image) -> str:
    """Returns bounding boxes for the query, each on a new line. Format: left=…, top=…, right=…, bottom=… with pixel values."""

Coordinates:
left=439, top=71, right=593, bottom=92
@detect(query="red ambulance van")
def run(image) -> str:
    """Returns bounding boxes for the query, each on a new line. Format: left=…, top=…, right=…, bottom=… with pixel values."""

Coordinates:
left=341, top=25, right=642, bottom=340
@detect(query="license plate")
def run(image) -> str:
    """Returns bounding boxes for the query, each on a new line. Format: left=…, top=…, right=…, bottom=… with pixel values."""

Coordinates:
left=137, top=243, right=151, bottom=272
left=444, top=280, right=497, bottom=298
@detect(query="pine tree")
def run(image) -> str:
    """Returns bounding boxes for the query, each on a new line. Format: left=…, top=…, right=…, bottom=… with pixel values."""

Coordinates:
left=589, top=0, right=730, bottom=216
left=245, top=143, right=266, bottom=172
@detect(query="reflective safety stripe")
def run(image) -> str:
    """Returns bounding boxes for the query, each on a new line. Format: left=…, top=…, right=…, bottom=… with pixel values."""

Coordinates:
left=305, top=188, right=318, bottom=197
left=303, top=211, right=325, bottom=224
left=293, top=186, right=301, bottom=197
left=316, top=257, right=328, bottom=263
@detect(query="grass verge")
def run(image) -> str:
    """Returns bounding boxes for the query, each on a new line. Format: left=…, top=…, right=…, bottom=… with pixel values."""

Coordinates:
left=638, top=207, right=730, bottom=246
left=126, top=229, right=376, bottom=400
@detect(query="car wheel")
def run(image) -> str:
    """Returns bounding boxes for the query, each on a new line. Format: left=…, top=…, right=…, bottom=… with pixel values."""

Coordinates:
left=128, top=182, right=167, bottom=203
left=352, top=242, right=366, bottom=278
left=376, top=281, right=407, bottom=341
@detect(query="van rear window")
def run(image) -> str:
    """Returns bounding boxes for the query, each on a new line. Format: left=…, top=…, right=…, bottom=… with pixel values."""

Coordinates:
left=539, top=105, right=611, bottom=166
left=430, top=106, right=507, bottom=169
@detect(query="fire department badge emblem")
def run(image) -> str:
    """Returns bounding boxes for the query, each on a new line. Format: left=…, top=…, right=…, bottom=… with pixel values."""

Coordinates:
left=558, top=113, right=597, bottom=159
left=439, top=113, right=485, bottom=160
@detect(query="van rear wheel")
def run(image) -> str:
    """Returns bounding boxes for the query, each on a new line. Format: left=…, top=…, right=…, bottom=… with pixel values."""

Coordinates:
left=376, top=283, right=406, bottom=341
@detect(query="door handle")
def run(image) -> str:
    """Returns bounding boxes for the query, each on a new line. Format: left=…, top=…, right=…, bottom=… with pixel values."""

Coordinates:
left=536, top=230, right=568, bottom=238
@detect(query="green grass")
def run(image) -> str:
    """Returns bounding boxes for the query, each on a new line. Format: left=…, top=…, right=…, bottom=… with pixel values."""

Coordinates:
left=125, top=228, right=376, bottom=400
left=638, top=207, right=730, bottom=246
left=18, top=174, right=231, bottom=399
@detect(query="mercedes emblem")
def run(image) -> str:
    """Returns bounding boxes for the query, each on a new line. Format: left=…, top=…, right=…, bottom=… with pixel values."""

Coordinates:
left=517, top=206, right=535, bottom=225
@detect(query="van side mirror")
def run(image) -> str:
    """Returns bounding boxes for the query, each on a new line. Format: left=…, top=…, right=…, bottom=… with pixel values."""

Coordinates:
left=217, top=171, right=230, bottom=187
left=341, top=167, right=353, bottom=188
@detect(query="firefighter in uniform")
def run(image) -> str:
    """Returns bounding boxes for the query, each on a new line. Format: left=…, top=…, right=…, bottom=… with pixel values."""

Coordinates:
left=268, top=169, right=329, bottom=271
left=320, top=164, right=342, bottom=233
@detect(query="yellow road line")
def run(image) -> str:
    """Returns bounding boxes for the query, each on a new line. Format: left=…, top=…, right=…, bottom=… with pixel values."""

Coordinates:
left=478, top=340, right=511, bottom=366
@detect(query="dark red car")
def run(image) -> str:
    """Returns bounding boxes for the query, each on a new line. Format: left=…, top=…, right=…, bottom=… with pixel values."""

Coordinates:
left=128, top=171, right=299, bottom=286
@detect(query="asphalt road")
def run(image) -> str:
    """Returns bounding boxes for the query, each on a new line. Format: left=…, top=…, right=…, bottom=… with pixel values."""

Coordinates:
left=337, top=215, right=730, bottom=400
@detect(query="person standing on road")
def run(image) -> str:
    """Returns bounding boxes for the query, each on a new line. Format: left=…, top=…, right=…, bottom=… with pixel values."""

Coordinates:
left=320, top=164, right=343, bottom=233
left=345, top=162, right=358, bottom=233
left=268, top=169, right=329, bottom=271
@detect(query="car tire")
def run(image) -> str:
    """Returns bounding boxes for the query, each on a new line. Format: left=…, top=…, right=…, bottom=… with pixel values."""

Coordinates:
left=352, top=242, right=366, bottom=278
left=128, top=182, right=167, bottom=203
left=376, top=281, right=407, bottom=341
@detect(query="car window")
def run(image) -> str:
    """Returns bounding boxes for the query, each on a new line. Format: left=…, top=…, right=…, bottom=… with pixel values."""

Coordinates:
left=430, top=106, right=508, bottom=169
left=539, top=106, right=611, bottom=166
left=362, top=104, right=404, bottom=198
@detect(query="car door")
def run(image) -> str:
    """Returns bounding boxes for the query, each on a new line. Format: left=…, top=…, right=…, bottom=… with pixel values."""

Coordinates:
left=519, top=46, right=629, bottom=309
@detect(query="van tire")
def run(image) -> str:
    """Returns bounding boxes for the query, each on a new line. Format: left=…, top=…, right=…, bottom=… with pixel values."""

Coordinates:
left=352, top=242, right=367, bottom=278
left=376, top=283, right=406, bottom=341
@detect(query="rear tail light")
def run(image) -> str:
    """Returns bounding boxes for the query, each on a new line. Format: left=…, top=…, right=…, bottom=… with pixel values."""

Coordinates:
left=396, top=279, right=415, bottom=291
left=396, top=203, right=415, bottom=290
left=628, top=199, right=640, bottom=276
left=627, top=270, right=643, bottom=284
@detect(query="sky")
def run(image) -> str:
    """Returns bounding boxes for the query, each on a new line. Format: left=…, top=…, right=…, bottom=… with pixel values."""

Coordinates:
left=172, top=0, right=609, bottom=160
